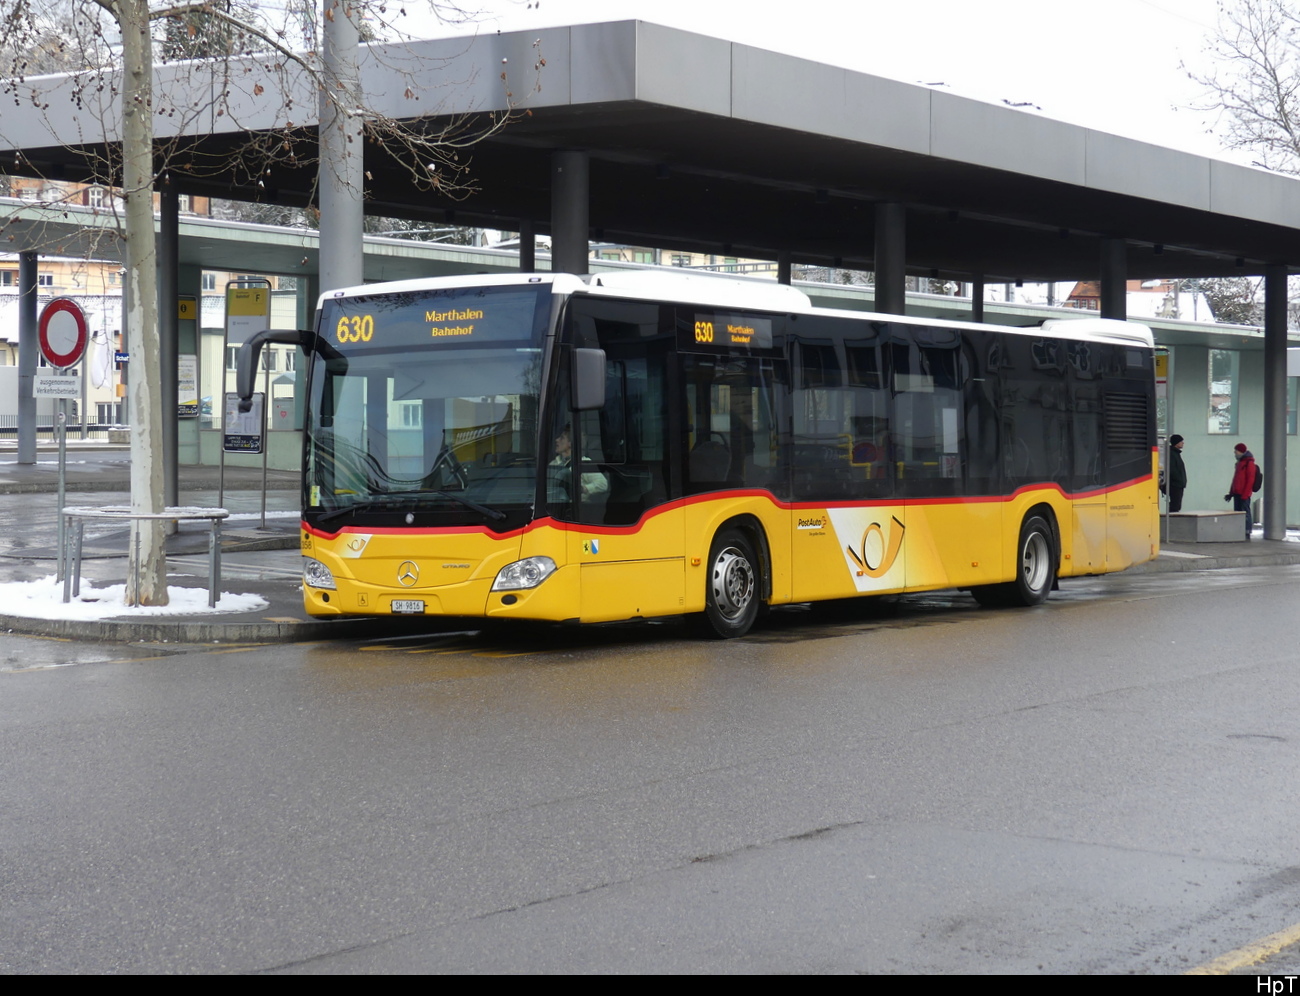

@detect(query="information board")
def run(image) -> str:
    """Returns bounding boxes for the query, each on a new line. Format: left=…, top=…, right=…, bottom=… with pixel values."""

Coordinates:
left=178, top=355, right=199, bottom=418
left=222, top=392, right=264, bottom=453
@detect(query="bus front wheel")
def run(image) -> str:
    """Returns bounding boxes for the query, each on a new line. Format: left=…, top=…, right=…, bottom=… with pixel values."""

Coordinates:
left=697, top=528, right=760, bottom=638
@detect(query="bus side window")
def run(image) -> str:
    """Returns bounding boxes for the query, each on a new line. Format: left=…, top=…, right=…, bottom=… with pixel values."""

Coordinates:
left=567, top=297, right=672, bottom=525
left=683, top=355, right=783, bottom=496
left=891, top=338, right=964, bottom=494
left=1001, top=336, right=1070, bottom=489
left=598, top=353, right=671, bottom=523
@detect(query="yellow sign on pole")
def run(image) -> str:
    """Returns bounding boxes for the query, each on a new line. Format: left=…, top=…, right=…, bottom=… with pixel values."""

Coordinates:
left=228, top=287, right=269, bottom=316
left=226, top=282, right=272, bottom=345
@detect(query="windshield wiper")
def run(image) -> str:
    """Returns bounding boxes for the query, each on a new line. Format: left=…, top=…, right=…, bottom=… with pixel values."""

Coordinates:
left=314, top=490, right=505, bottom=525
left=314, top=495, right=406, bottom=526
left=408, top=489, right=506, bottom=521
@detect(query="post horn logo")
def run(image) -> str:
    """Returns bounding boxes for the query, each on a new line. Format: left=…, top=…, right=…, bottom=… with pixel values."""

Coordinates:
left=397, top=561, right=420, bottom=587
left=847, top=516, right=905, bottom=578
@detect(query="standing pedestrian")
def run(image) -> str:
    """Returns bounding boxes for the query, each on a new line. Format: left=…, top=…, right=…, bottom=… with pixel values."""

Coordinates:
left=1224, top=442, right=1257, bottom=540
left=1166, top=434, right=1187, bottom=513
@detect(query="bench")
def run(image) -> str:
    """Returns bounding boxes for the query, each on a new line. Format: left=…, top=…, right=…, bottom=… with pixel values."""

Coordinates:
left=1161, top=511, right=1247, bottom=543
left=61, top=505, right=230, bottom=607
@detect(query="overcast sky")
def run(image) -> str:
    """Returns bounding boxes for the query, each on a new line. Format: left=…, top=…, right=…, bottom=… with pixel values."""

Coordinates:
left=410, top=0, right=1240, bottom=162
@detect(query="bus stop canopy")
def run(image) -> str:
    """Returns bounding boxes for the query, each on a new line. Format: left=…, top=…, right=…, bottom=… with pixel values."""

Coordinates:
left=5, top=20, right=1300, bottom=282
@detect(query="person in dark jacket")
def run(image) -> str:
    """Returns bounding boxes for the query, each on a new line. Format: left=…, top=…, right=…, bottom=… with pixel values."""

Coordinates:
left=1166, top=434, right=1187, bottom=513
left=1225, top=442, right=1257, bottom=539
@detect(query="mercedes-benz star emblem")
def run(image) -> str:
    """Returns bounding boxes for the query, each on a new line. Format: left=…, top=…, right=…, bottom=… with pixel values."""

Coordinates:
left=397, top=561, right=419, bottom=587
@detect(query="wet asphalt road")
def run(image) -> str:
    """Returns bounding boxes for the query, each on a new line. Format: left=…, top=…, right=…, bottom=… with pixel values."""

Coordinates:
left=1, top=565, right=1299, bottom=974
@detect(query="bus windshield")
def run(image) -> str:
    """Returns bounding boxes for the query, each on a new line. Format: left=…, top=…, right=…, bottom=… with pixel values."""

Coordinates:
left=305, top=284, right=551, bottom=528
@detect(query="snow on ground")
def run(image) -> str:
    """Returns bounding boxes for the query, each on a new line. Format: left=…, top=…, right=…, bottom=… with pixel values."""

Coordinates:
left=0, top=575, right=268, bottom=620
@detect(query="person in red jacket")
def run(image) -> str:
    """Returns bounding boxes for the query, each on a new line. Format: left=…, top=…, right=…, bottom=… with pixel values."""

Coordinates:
left=1225, top=442, right=1257, bottom=540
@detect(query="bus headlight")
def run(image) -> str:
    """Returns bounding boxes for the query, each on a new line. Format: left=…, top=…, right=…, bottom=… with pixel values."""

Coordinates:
left=491, top=556, right=557, bottom=591
left=303, top=557, right=337, bottom=590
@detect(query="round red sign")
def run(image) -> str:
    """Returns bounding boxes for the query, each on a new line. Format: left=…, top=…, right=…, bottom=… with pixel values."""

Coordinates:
left=38, top=298, right=90, bottom=368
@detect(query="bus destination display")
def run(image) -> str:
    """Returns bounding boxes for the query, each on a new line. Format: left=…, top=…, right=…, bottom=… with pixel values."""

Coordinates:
left=335, top=306, right=486, bottom=343
left=682, top=312, right=774, bottom=352
left=325, top=288, right=546, bottom=351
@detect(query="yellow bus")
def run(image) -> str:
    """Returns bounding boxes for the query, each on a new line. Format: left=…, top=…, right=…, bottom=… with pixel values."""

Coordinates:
left=240, top=271, right=1158, bottom=638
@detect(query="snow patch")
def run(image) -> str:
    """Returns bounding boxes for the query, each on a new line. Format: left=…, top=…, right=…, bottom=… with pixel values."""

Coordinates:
left=0, top=575, right=268, bottom=620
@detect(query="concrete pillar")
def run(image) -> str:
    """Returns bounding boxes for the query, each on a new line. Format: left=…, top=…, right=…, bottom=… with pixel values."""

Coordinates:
left=1099, top=238, right=1127, bottom=320
left=158, top=188, right=179, bottom=509
left=294, top=273, right=320, bottom=432
left=319, top=0, right=364, bottom=293
left=518, top=219, right=536, bottom=273
left=1263, top=263, right=1287, bottom=541
left=777, top=251, right=792, bottom=285
left=17, top=252, right=37, bottom=464
left=971, top=273, right=985, bottom=323
left=551, top=150, right=590, bottom=275
left=874, top=202, right=906, bottom=315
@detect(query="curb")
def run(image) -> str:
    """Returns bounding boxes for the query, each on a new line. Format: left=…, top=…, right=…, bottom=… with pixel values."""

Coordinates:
left=221, top=533, right=300, bottom=553
left=0, top=611, right=391, bottom=644
left=1127, top=551, right=1300, bottom=574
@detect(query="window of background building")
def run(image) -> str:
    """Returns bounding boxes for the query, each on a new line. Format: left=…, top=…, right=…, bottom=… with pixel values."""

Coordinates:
left=201, top=272, right=217, bottom=291
left=633, top=250, right=653, bottom=264
left=672, top=254, right=691, bottom=267
left=1289, top=378, right=1298, bottom=435
left=177, top=194, right=191, bottom=212
left=1208, top=349, right=1239, bottom=434
left=37, top=273, right=53, bottom=287
left=1, top=270, right=15, bottom=287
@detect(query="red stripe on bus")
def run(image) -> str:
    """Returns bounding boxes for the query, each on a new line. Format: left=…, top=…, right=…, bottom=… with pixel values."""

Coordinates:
left=302, top=473, right=1151, bottom=541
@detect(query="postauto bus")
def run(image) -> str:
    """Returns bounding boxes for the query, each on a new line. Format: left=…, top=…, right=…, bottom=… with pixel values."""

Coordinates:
left=237, top=270, right=1157, bottom=638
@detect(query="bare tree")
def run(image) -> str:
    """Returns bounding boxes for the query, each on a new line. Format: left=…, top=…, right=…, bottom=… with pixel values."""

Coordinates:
left=0, top=1, right=542, bottom=604
left=1187, top=0, right=1300, bottom=174
left=1190, top=276, right=1264, bottom=325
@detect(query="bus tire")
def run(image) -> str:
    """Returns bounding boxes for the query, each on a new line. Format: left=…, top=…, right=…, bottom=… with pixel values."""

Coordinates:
left=971, top=514, right=1057, bottom=608
left=1008, top=514, right=1056, bottom=606
left=697, top=528, right=761, bottom=638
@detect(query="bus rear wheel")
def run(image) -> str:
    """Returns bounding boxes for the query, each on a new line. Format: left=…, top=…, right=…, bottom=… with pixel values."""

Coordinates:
left=1011, top=515, right=1056, bottom=605
left=971, top=514, right=1057, bottom=608
left=697, top=528, right=760, bottom=638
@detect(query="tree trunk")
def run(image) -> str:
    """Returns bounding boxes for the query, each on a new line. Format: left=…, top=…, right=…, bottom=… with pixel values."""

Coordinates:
left=319, top=0, right=364, bottom=294
left=118, top=0, right=168, bottom=606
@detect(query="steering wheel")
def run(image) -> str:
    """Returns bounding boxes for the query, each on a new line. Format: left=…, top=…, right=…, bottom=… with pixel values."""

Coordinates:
left=427, top=443, right=469, bottom=489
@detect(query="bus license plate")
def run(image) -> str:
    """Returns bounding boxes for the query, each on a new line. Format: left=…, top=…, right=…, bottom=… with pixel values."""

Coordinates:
left=391, top=600, right=425, bottom=614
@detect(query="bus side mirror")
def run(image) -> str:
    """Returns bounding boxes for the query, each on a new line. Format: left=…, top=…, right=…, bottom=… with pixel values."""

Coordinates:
left=571, top=347, right=606, bottom=411
left=236, top=329, right=316, bottom=412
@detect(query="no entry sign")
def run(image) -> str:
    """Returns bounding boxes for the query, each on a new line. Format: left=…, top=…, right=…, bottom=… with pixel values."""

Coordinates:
left=38, top=298, right=89, bottom=368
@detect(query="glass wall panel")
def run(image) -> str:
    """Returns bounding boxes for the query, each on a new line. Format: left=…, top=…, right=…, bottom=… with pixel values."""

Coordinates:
left=1208, top=348, right=1239, bottom=434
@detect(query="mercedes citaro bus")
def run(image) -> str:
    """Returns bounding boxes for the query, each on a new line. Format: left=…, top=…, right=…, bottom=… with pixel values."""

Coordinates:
left=237, top=270, right=1157, bottom=638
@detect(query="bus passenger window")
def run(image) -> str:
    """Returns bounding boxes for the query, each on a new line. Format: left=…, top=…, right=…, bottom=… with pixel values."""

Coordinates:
left=683, top=355, right=782, bottom=496
left=891, top=340, right=964, bottom=492
left=1000, top=337, right=1070, bottom=488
